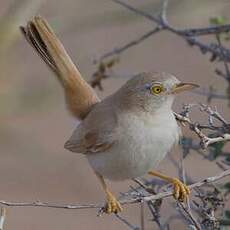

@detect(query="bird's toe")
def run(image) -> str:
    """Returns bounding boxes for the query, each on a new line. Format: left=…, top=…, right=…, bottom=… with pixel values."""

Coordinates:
left=171, top=178, right=190, bottom=202
left=104, top=195, right=123, bottom=214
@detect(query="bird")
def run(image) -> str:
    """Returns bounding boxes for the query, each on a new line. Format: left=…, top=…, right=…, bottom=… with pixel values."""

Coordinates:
left=21, top=16, right=199, bottom=214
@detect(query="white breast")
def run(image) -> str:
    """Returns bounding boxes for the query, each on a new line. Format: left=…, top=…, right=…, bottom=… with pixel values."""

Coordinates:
left=87, top=111, right=180, bottom=181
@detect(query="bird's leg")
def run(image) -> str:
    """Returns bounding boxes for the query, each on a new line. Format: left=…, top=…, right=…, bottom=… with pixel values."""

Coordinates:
left=96, top=172, right=123, bottom=214
left=148, top=171, right=190, bottom=202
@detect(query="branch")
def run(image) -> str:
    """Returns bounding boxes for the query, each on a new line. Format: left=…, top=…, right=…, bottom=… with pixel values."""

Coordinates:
left=177, top=202, right=201, bottom=230
left=0, top=208, right=6, bottom=230
left=111, top=0, right=230, bottom=62
left=176, top=153, right=201, bottom=229
left=142, top=168, right=230, bottom=202
left=181, top=24, right=230, bottom=37
left=202, top=134, right=230, bottom=146
left=0, top=169, right=229, bottom=210
left=159, top=0, right=169, bottom=24
left=174, top=104, right=230, bottom=148
left=96, top=27, right=161, bottom=62
left=94, top=0, right=230, bottom=95
left=216, top=34, right=230, bottom=80
left=115, top=214, right=140, bottom=230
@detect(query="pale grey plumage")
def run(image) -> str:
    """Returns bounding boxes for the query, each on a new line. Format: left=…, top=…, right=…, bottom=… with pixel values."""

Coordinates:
left=65, top=72, right=182, bottom=180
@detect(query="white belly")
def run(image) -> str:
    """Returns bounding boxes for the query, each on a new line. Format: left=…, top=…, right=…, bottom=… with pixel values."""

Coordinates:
left=87, top=112, right=180, bottom=181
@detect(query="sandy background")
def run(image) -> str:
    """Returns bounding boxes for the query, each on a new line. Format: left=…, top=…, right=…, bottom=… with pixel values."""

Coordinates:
left=0, top=0, right=230, bottom=229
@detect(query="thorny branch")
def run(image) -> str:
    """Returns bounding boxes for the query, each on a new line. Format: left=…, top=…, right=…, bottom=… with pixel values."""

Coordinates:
left=0, top=169, right=229, bottom=210
left=0, top=208, right=6, bottom=230
left=196, top=188, right=223, bottom=229
left=111, top=0, right=230, bottom=62
left=177, top=202, right=201, bottom=229
left=115, top=214, right=140, bottom=230
left=176, top=152, right=202, bottom=229
left=174, top=104, right=230, bottom=149
left=181, top=24, right=230, bottom=37
left=92, top=0, right=230, bottom=104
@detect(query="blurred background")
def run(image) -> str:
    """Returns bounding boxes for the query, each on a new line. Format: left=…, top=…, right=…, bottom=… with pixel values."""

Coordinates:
left=0, top=0, right=230, bottom=229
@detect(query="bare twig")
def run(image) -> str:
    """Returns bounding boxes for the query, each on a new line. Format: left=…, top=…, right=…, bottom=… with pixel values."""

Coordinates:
left=177, top=153, right=201, bottom=229
left=0, top=201, right=101, bottom=210
left=216, top=36, right=230, bottom=77
left=111, top=0, right=230, bottom=62
left=177, top=202, right=201, bottom=230
left=143, top=169, right=230, bottom=202
left=159, top=0, right=169, bottom=25
left=146, top=200, right=164, bottom=229
left=94, top=0, right=230, bottom=101
left=0, top=169, right=228, bottom=210
left=96, top=27, right=161, bottom=62
left=115, top=214, right=140, bottom=230
left=0, top=207, right=6, bottom=230
left=140, top=201, right=145, bottom=230
left=174, top=104, right=230, bottom=149
left=181, top=24, right=230, bottom=37
left=199, top=104, right=228, bottom=126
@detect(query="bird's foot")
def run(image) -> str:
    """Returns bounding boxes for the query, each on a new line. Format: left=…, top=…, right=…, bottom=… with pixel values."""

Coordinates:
left=148, top=171, right=190, bottom=202
left=170, top=178, right=190, bottom=202
left=103, top=192, right=123, bottom=214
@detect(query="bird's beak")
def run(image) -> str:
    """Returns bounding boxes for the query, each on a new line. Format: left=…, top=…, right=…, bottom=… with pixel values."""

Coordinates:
left=171, top=82, right=199, bottom=94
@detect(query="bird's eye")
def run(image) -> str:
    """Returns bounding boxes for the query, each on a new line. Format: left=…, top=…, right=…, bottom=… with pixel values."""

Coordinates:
left=150, top=85, right=163, bottom=94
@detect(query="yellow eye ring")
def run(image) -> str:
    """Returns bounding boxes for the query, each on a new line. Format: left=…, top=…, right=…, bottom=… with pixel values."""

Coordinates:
left=150, top=85, right=163, bottom=94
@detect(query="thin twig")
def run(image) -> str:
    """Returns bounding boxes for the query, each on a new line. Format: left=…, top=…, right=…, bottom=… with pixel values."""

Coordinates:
left=0, top=207, right=6, bottom=230
left=95, top=27, right=161, bottom=62
left=0, top=169, right=228, bottom=210
left=181, top=24, right=230, bottom=37
left=115, top=213, right=140, bottom=230
left=159, top=0, right=169, bottom=24
left=216, top=34, right=230, bottom=80
left=0, top=201, right=101, bottom=210
left=146, top=200, right=164, bottom=229
left=142, top=169, right=230, bottom=203
left=111, top=0, right=230, bottom=61
left=177, top=202, right=201, bottom=230
left=140, top=201, right=145, bottom=230
left=174, top=109, right=230, bottom=148
left=93, top=0, right=230, bottom=101
left=199, top=103, right=228, bottom=126
left=177, top=152, right=201, bottom=229
left=133, top=178, right=149, bottom=191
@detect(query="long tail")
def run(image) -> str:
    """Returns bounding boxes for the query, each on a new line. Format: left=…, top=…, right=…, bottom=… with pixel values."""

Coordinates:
left=20, top=16, right=100, bottom=120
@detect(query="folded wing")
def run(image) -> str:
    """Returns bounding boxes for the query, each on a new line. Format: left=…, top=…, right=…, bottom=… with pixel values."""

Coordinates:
left=64, top=100, right=118, bottom=154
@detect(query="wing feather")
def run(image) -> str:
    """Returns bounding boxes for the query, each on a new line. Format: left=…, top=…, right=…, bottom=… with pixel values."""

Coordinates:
left=64, top=99, right=117, bottom=154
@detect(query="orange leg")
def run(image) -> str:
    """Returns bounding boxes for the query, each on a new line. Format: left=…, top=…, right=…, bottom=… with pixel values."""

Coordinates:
left=148, top=171, right=190, bottom=202
left=96, top=173, right=123, bottom=214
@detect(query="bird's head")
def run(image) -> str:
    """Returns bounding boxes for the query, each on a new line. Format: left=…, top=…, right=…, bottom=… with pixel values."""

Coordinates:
left=116, top=72, right=199, bottom=113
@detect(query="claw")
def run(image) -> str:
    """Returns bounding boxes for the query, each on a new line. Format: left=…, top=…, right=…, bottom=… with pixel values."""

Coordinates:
left=171, top=178, right=190, bottom=202
left=148, top=171, right=190, bottom=202
left=103, top=192, right=123, bottom=214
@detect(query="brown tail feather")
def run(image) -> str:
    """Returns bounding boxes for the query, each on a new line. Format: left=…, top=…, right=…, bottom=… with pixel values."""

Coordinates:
left=20, top=22, right=57, bottom=74
left=20, top=16, right=100, bottom=120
